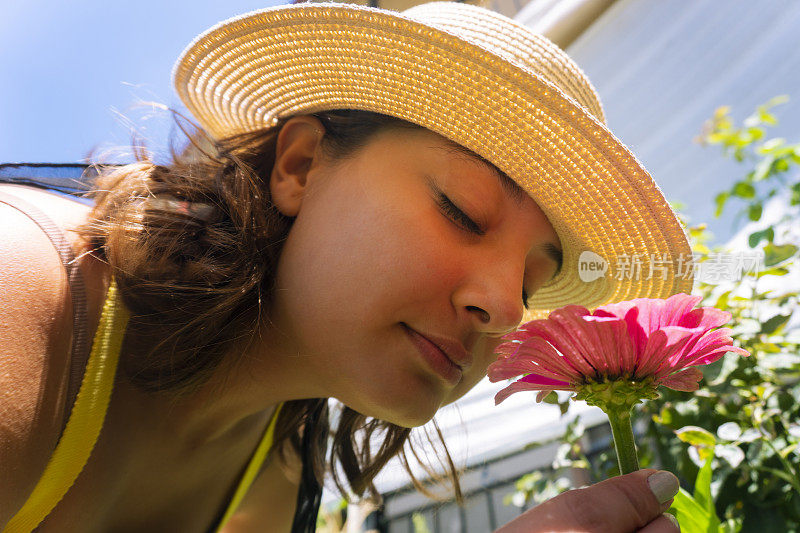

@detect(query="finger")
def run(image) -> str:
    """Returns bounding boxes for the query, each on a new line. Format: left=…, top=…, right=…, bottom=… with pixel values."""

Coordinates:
left=563, top=469, right=680, bottom=529
left=498, top=469, right=680, bottom=532
left=637, top=513, right=680, bottom=532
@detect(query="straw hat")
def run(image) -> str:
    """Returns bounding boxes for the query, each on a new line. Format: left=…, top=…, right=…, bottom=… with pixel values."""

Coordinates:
left=172, top=1, right=694, bottom=320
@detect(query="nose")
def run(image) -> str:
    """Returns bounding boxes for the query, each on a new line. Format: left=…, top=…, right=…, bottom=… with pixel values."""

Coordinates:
left=454, top=258, right=526, bottom=334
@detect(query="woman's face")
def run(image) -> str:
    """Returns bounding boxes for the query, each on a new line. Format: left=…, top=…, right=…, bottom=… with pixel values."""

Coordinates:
left=263, top=117, right=561, bottom=427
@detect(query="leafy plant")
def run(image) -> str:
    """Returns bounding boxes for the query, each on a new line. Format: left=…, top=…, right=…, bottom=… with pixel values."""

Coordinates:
left=506, top=97, right=800, bottom=532
left=644, top=97, right=800, bottom=531
left=669, top=456, right=742, bottom=533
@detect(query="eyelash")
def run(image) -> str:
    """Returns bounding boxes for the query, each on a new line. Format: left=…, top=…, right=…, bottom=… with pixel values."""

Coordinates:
left=436, top=192, right=484, bottom=235
left=435, top=191, right=531, bottom=310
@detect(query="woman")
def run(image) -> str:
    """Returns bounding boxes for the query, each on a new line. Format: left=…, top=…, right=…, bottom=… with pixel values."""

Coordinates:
left=0, top=2, right=688, bottom=532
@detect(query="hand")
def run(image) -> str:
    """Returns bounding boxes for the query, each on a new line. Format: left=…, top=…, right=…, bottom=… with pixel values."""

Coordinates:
left=495, top=469, right=680, bottom=532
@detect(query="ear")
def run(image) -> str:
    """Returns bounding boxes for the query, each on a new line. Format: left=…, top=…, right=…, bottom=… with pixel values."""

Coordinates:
left=269, top=115, right=326, bottom=217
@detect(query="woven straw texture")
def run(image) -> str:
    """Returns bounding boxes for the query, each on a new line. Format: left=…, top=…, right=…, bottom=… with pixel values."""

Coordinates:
left=172, top=1, right=694, bottom=320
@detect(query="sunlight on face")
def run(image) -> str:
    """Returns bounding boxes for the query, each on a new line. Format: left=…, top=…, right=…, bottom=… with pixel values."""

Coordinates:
left=264, top=122, right=561, bottom=427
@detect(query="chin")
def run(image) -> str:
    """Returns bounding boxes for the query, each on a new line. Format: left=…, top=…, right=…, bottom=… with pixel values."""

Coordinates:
left=349, top=395, right=441, bottom=429
left=385, top=411, right=437, bottom=429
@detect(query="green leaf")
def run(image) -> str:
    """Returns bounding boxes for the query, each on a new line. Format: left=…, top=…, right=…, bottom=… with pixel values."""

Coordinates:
left=714, top=191, right=729, bottom=218
left=748, top=227, right=774, bottom=247
left=653, top=405, right=674, bottom=426
left=748, top=127, right=764, bottom=141
left=541, top=391, right=559, bottom=404
left=761, top=314, right=791, bottom=335
left=714, top=290, right=732, bottom=309
left=670, top=490, right=707, bottom=533
left=677, top=426, right=717, bottom=448
left=763, top=243, right=798, bottom=266
left=747, top=203, right=763, bottom=221
left=694, top=462, right=710, bottom=507
left=691, top=456, right=722, bottom=532
left=791, top=182, right=800, bottom=206
left=732, top=182, right=755, bottom=199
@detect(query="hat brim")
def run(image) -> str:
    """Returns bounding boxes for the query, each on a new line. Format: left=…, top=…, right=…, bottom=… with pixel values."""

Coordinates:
left=172, top=2, right=693, bottom=320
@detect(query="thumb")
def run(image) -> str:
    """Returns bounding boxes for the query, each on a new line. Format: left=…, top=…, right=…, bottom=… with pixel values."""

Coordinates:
left=497, top=469, right=680, bottom=533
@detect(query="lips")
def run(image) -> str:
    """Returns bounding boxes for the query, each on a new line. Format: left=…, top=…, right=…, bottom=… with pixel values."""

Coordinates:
left=402, top=323, right=473, bottom=376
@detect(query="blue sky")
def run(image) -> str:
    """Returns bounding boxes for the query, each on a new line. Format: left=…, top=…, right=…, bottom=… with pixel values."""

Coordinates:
left=0, top=0, right=287, bottom=164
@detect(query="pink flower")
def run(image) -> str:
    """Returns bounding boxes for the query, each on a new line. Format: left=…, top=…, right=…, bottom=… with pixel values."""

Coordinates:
left=487, top=293, right=750, bottom=406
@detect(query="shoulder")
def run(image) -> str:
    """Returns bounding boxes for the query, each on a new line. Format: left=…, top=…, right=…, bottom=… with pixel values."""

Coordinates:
left=0, top=185, right=107, bottom=527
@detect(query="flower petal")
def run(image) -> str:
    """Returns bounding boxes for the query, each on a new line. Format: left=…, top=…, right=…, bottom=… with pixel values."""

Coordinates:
left=597, top=294, right=702, bottom=356
left=519, top=373, right=572, bottom=387
left=542, top=306, right=606, bottom=377
left=494, top=340, right=522, bottom=358
left=678, top=307, right=731, bottom=330
left=675, top=328, right=750, bottom=368
left=517, top=338, right=584, bottom=381
left=657, top=293, right=704, bottom=327
left=487, top=357, right=572, bottom=383
left=660, top=367, right=704, bottom=391
left=636, top=326, right=695, bottom=377
left=498, top=293, right=747, bottom=402
left=488, top=337, right=582, bottom=382
left=621, top=307, right=649, bottom=358
left=520, top=321, right=591, bottom=376
left=494, top=375, right=573, bottom=405
left=582, top=315, right=634, bottom=377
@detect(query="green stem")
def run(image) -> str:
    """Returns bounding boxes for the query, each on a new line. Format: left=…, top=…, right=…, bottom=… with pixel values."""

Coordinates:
left=606, top=407, right=639, bottom=475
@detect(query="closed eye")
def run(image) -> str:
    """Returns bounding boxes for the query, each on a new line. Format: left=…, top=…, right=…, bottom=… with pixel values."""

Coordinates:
left=430, top=178, right=533, bottom=311
left=435, top=191, right=485, bottom=235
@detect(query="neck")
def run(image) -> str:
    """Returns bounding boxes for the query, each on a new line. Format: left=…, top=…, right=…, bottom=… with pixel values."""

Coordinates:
left=114, top=325, right=327, bottom=448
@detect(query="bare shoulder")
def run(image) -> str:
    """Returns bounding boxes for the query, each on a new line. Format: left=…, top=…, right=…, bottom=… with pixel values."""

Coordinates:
left=0, top=185, right=106, bottom=526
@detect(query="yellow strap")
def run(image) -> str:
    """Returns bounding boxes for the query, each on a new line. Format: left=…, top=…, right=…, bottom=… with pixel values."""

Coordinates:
left=4, top=278, right=130, bottom=533
left=215, top=402, right=284, bottom=532
left=5, top=278, right=282, bottom=533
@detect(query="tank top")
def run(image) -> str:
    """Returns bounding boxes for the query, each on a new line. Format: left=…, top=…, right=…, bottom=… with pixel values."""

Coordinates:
left=0, top=182, right=283, bottom=532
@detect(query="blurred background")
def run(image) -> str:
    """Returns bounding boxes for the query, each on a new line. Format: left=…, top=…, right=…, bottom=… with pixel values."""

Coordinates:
left=3, top=0, right=799, bottom=531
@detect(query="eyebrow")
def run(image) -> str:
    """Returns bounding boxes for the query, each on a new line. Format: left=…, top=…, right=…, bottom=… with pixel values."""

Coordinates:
left=437, top=138, right=527, bottom=206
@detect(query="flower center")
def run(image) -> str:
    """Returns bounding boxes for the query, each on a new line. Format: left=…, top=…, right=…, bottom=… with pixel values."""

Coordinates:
left=573, top=375, right=660, bottom=412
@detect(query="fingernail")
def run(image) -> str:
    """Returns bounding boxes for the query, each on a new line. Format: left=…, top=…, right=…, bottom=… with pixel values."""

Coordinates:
left=647, top=471, right=679, bottom=504
left=664, top=512, right=680, bottom=530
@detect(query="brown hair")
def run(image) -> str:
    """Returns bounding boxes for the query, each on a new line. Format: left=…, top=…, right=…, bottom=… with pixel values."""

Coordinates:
left=76, top=109, right=465, bottom=507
